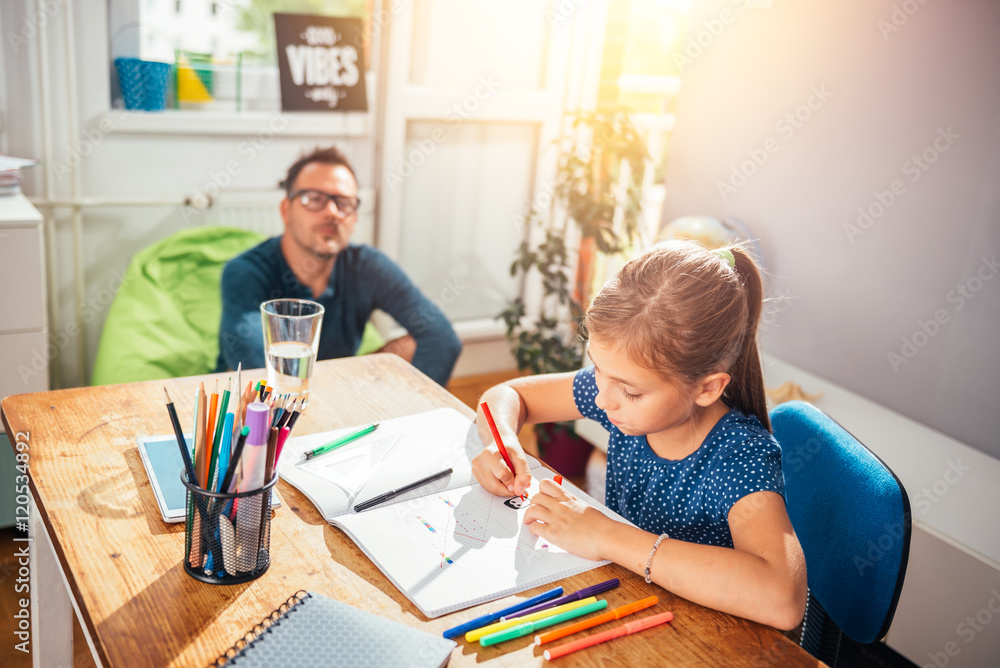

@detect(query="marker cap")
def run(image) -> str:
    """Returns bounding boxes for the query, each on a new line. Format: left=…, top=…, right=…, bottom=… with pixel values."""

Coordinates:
left=245, top=402, right=270, bottom=446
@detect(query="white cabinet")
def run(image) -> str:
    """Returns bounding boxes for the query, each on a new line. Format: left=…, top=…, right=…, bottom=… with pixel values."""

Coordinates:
left=0, top=193, right=48, bottom=527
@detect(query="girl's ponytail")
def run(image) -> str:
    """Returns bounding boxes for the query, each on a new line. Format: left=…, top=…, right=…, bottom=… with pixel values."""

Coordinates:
left=586, top=239, right=771, bottom=431
left=723, top=246, right=770, bottom=431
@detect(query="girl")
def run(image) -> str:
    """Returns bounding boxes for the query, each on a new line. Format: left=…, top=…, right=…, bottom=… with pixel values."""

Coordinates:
left=471, top=240, right=807, bottom=630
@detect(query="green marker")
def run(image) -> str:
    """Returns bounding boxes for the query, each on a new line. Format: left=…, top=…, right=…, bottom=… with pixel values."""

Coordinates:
left=303, top=423, right=379, bottom=461
left=479, top=599, right=609, bottom=647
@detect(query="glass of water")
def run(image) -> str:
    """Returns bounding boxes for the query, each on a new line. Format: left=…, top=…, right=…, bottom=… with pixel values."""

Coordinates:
left=260, top=299, right=324, bottom=404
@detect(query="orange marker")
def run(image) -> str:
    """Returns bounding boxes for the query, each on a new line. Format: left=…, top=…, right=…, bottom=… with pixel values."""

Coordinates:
left=543, top=611, right=674, bottom=660
left=534, top=596, right=657, bottom=645
left=480, top=402, right=523, bottom=499
left=554, top=475, right=563, bottom=485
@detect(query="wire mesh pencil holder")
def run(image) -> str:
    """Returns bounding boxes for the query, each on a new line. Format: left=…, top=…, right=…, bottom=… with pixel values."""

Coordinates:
left=181, top=471, right=278, bottom=585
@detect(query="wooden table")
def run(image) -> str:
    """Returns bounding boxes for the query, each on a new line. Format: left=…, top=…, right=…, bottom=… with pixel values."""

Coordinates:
left=2, top=354, right=821, bottom=667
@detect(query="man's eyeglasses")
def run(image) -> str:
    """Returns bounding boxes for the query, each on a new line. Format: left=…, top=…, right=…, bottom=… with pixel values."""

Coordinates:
left=290, top=189, right=361, bottom=215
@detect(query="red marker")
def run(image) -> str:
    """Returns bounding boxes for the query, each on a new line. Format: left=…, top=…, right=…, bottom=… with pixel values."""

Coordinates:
left=543, top=611, right=674, bottom=660
left=480, top=401, right=523, bottom=498
left=553, top=475, right=563, bottom=486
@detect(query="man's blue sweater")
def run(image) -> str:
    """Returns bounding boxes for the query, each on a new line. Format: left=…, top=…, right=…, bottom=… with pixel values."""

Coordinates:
left=217, top=237, right=461, bottom=386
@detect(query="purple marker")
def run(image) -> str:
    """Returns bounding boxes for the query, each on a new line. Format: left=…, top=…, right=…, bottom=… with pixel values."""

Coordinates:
left=239, top=403, right=271, bottom=490
left=234, top=402, right=270, bottom=572
left=501, top=578, right=620, bottom=620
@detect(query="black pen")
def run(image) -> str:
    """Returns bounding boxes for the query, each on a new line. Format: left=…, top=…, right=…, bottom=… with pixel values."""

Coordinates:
left=353, top=468, right=454, bottom=512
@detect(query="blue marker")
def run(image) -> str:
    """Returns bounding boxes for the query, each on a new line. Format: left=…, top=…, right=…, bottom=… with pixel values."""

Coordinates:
left=442, top=587, right=563, bottom=639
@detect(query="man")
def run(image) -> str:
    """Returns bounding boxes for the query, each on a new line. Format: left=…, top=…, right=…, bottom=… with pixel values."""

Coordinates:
left=217, top=146, right=461, bottom=386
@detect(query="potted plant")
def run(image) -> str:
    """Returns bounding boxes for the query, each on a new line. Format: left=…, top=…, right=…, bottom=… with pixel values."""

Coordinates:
left=500, top=110, right=649, bottom=477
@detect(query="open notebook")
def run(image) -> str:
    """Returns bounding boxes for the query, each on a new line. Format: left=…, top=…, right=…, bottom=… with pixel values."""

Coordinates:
left=277, top=407, right=621, bottom=618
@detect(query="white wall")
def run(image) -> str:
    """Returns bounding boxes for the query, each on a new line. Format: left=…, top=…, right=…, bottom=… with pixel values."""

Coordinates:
left=661, top=0, right=1000, bottom=459
left=0, top=0, right=379, bottom=389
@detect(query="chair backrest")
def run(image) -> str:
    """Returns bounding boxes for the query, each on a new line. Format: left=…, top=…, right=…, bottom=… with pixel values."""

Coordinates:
left=771, top=401, right=910, bottom=660
left=92, top=226, right=265, bottom=385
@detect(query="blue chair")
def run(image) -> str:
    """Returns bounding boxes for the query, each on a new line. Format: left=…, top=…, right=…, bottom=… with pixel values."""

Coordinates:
left=771, top=401, right=911, bottom=667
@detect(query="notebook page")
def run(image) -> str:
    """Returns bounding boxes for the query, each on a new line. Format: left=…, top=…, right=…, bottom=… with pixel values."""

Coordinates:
left=333, top=466, right=620, bottom=618
left=277, top=408, right=478, bottom=521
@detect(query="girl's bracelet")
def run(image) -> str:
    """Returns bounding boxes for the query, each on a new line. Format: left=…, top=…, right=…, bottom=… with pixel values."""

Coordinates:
left=644, top=533, right=669, bottom=584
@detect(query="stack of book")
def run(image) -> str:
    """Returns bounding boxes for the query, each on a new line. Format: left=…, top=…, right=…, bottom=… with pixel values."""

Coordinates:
left=0, top=155, right=37, bottom=195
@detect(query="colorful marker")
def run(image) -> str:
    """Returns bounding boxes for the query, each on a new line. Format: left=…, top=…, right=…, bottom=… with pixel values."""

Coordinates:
left=303, top=423, right=379, bottom=461
left=465, top=598, right=598, bottom=643
left=535, top=596, right=658, bottom=645
left=442, top=587, right=563, bottom=639
left=480, top=401, right=524, bottom=499
left=543, top=611, right=674, bottom=660
left=504, top=578, right=619, bottom=620
left=481, top=599, right=608, bottom=646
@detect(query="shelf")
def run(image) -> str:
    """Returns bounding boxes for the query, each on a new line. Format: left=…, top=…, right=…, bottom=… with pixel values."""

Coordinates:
left=102, top=109, right=371, bottom=137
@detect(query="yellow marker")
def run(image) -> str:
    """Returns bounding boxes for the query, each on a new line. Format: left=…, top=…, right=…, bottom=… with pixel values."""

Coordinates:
left=464, top=597, right=598, bottom=643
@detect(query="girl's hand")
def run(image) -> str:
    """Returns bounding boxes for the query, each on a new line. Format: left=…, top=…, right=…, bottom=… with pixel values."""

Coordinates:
left=471, top=413, right=531, bottom=497
left=523, top=479, right=608, bottom=561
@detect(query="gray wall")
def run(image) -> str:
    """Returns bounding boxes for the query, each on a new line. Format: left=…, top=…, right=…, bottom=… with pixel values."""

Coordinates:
left=661, top=0, right=1000, bottom=458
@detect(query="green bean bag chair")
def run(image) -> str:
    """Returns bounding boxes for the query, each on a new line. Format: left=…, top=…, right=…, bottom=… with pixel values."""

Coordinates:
left=91, top=226, right=384, bottom=385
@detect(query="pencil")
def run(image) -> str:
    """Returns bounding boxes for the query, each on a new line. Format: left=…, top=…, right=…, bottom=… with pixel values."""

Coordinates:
left=233, top=363, right=242, bottom=437
left=242, top=380, right=255, bottom=422
left=221, top=426, right=250, bottom=496
left=204, top=384, right=219, bottom=485
left=207, top=385, right=231, bottom=491
left=277, top=398, right=296, bottom=429
left=216, top=413, right=234, bottom=492
left=265, top=426, right=280, bottom=481
left=167, top=386, right=208, bottom=567
left=163, top=388, right=201, bottom=491
left=287, top=403, right=303, bottom=432
left=192, top=386, right=204, bottom=487
left=257, top=425, right=281, bottom=554
left=274, top=425, right=291, bottom=464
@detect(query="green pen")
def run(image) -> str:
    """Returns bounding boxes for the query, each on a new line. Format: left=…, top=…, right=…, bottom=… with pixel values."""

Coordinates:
left=302, top=423, right=379, bottom=461
left=479, top=599, right=608, bottom=647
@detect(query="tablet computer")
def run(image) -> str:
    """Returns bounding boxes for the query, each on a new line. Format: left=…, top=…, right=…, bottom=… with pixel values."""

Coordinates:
left=137, top=434, right=281, bottom=523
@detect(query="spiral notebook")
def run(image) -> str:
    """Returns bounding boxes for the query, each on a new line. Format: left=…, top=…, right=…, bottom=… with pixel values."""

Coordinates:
left=277, top=408, right=622, bottom=618
left=214, top=591, right=455, bottom=668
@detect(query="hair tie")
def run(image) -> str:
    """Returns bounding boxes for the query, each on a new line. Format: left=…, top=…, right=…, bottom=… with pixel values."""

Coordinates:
left=713, top=248, right=736, bottom=268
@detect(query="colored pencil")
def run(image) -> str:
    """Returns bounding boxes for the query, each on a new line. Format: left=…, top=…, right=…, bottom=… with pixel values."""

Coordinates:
left=204, top=385, right=219, bottom=485
left=163, top=388, right=201, bottom=493
left=207, top=385, right=231, bottom=491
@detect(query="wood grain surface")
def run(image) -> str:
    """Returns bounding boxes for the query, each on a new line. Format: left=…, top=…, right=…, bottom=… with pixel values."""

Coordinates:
left=2, top=354, right=822, bottom=667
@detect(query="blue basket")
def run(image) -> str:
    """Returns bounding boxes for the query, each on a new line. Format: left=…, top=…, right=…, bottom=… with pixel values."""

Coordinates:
left=115, top=57, right=171, bottom=111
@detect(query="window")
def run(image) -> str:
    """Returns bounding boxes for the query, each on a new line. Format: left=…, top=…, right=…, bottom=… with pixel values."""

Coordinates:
left=111, top=0, right=371, bottom=113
